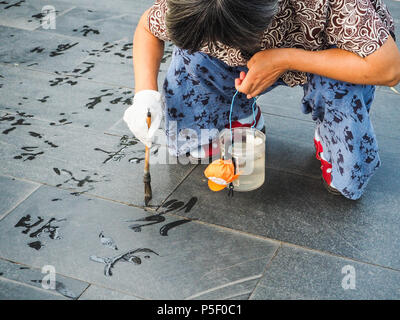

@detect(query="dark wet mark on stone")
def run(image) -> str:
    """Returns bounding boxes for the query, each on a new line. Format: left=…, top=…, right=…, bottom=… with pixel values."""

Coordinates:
left=85, top=92, right=113, bottom=109
left=30, top=47, right=45, bottom=53
left=15, top=215, right=66, bottom=239
left=72, top=62, right=95, bottom=75
left=28, top=241, right=43, bottom=250
left=125, top=198, right=197, bottom=235
left=37, top=96, right=49, bottom=103
left=15, top=215, right=66, bottom=250
left=2, top=127, right=16, bottom=134
left=159, top=219, right=191, bottom=236
left=49, top=75, right=79, bottom=87
left=16, top=111, right=33, bottom=118
left=28, top=131, right=59, bottom=148
left=14, top=146, right=44, bottom=161
left=162, top=197, right=198, bottom=214
left=12, top=118, right=31, bottom=126
left=128, top=214, right=166, bottom=232
left=53, top=168, right=109, bottom=195
left=84, top=42, right=133, bottom=61
left=31, top=280, right=77, bottom=299
left=49, top=42, right=79, bottom=57
left=4, top=0, right=25, bottom=10
left=93, top=135, right=143, bottom=164
left=74, top=25, right=100, bottom=37
left=90, top=248, right=159, bottom=277
left=44, top=140, right=58, bottom=148
left=29, top=131, right=42, bottom=139
left=1, top=113, right=33, bottom=135
left=31, top=12, right=45, bottom=20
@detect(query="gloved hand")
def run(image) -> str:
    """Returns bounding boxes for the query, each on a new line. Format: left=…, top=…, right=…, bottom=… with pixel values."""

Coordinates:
left=123, top=90, right=163, bottom=148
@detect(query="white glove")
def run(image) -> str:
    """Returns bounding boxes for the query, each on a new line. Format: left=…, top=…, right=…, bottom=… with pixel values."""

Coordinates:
left=123, top=90, right=163, bottom=148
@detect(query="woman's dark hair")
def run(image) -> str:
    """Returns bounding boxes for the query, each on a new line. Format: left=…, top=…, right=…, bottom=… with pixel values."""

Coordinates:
left=166, top=0, right=278, bottom=57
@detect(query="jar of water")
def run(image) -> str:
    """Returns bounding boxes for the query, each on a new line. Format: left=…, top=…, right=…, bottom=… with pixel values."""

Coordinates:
left=219, top=127, right=266, bottom=192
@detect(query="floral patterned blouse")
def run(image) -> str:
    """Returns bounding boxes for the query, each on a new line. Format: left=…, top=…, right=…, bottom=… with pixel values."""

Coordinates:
left=148, top=0, right=395, bottom=86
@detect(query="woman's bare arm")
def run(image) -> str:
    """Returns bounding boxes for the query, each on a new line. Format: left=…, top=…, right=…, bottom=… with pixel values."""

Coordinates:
left=236, top=36, right=400, bottom=98
left=133, top=8, right=165, bottom=92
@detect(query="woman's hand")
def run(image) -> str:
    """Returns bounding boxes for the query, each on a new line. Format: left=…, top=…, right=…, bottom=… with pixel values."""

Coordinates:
left=235, top=48, right=289, bottom=99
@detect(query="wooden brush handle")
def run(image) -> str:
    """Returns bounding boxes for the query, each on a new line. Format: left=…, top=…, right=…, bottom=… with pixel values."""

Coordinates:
left=144, top=111, right=151, bottom=172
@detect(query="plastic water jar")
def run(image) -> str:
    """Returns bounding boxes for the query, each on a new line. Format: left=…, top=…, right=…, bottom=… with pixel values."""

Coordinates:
left=219, top=127, right=266, bottom=192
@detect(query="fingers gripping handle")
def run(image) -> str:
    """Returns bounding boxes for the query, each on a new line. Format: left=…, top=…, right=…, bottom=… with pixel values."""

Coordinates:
left=144, top=110, right=151, bottom=173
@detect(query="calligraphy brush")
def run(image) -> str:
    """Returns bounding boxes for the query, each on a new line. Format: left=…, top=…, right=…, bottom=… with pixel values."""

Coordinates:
left=144, top=109, right=152, bottom=206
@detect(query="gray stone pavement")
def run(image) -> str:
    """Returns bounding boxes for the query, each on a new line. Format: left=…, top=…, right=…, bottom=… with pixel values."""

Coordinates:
left=0, top=0, right=400, bottom=300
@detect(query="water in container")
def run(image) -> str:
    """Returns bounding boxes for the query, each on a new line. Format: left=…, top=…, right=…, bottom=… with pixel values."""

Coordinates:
left=219, top=127, right=265, bottom=192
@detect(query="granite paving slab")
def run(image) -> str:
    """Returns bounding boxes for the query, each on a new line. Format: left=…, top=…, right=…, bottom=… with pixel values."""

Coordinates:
left=164, top=163, right=400, bottom=269
left=0, top=65, right=134, bottom=132
left=78, top=285, right=141, bottom=300
left=0, top=277, right=67, bottom=300
left=66, top=41, right=172, bottom=88
left=0, top=185, right=279, bottom=299
left=53, top=0, right=155, bottom=14
left=369, top=89, right=400, bottom=139
left=0, top=175, right=40, bottom=220
left=0, top=0, right=75, bottom=31
left=40, top=7, right=140, bottom=43
left=0, top=115, right=194, bottom=205
left=0, top=257, right=89, bottom=299
left=258, top=85, right=312, bottom=122
left=250, top=245, right=400, bottom=299
left=0, top=26, right=102, bottom=73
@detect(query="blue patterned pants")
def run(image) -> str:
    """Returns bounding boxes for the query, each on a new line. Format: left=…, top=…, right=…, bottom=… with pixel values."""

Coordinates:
left=163, top=48, right=379, bottom=200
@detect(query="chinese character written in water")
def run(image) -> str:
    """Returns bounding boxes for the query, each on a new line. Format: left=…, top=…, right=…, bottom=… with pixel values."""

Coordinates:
left=14, top=214, right=66, bottom=250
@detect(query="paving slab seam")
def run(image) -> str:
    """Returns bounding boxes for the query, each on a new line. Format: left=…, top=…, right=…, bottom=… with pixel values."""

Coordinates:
left=103, top=131, right=126, bottom=138
left=160, top=214, right=400, bottom=274
left=31, top=6, right=78, bottom=32
left=0, top=256, right=95, bottom=298
left=279, top=241, right=400, bottom=274
left=264, top=164, right=320, bottom=180
left=155, top=164, right=200, bottom=211
left=222, top=290, right=253, bottom=300
left=198, top=255, right=275, bottom=282
left=76, top=283, right=148, bottom=300
left=248, top=243, right=282, bottom=300
left=0, top=274, right=70, bottom=299
left=78, top=13, right=132, bottom=24
left=0, top=173, right=157, bottom=210
left=261, top=111, right=314, bottom=123
left=184, top=274, right=264, bottom=300
left=2, top=176, right=398, bottom=274
left=75, top=284, right=91, bottom=300
left=0, top=183, right=41, bottom=221
left=0, top=173, right=47, bottom=186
